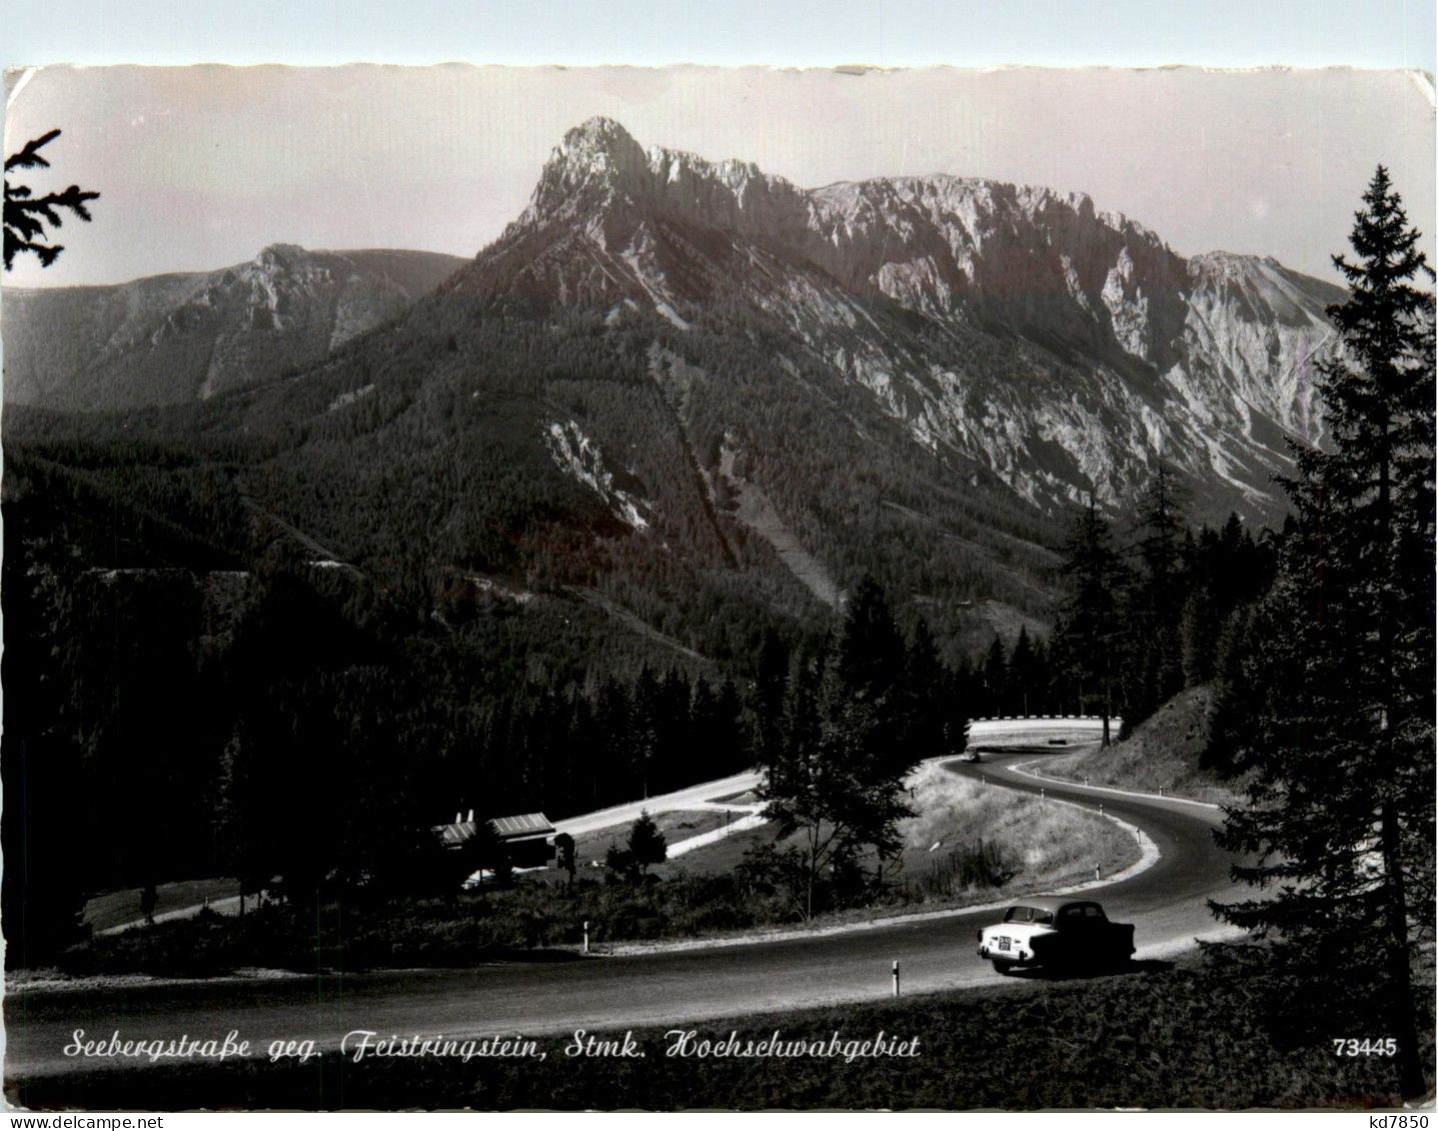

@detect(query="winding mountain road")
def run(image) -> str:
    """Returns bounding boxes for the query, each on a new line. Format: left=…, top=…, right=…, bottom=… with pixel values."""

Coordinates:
left=4, top=727, right=1244, bottom=1082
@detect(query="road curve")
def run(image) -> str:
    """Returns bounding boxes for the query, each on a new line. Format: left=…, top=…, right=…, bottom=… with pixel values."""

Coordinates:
left=4, top=743, right=1241, bottom=1081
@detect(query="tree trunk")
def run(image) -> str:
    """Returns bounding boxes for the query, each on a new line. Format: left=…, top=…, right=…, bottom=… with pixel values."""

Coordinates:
left=1379, top=798, right=1425, bottom=1098
left=1372, top=422, right=1423, bottom=1097
left=1101, top=676, right=1112, bottom=747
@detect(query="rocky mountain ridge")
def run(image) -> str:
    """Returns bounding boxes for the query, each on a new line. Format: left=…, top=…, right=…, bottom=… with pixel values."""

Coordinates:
left=454, top=117, right=1343, bottom=519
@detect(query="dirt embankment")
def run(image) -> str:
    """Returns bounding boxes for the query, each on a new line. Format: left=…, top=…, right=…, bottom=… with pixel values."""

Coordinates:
left=897, top=760, right=1137, bottom=891
left=1039, top=685, right=1245, bottom=806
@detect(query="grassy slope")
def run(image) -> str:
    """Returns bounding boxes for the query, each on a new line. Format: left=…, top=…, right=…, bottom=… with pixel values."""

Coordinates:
left=1039, top=685, right=1244, bottom=806
left=14, top=952, right=1430, bottom=1111
left=83, top=879, right=240, bottom=934
left=896, top=762, right=1132, bottom=886
left=567, top=810, right=736, bottom=868
left=632, top=761, right=1136, bottom=897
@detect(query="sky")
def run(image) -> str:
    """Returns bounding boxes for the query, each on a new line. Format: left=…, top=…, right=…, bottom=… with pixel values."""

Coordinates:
left=1, top=4, right=1434, bottom=289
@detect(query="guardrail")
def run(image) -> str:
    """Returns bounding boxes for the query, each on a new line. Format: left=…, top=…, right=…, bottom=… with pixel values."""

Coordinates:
left=969, top=715, right=1122, bottom=725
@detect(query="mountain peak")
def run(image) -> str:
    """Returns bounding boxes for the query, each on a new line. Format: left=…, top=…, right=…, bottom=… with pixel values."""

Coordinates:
left=257, top=242, right=308, bottom=259
left=548, top=117, right=648, bottom=182
left=253, top=243, right=312, bottom=274
left=565, top=116, right=638, bottom=150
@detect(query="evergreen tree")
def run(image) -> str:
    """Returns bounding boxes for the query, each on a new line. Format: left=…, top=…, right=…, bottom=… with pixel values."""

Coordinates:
left=1212, top=167, right=1435, bottom=1099
left=630, top=666, right=662, bottom=798
left=903, top=618, right=948, bottom=754
left=2, top=525, right=93, bottom=965
left=836, top=575, right=907, bottom=712
left=1007, top=626, right=1043, bottom=717
left=626, top=810, right=668, bottom=877
left=713, top=677, right=747, bottom=773
left=553, top=832, right=577, bottom=887
left=217, top=728, right=274, bottom=917
left=981, top=635, right=1008, bottom=718
left=753, top=628, right=791, bottom=766
left=759, top=582, right=918, bottom=917
left=1052, top=498, right=1129, bottom=744
left=594, top=676, right=632, bottom=797
left=4, top=130, right=99, bottom=270
left=1124, top=465, right=1188, bottom=726
left=467, top=819, right=511, bottom=892
left=139, top=882, right=157, bottom=927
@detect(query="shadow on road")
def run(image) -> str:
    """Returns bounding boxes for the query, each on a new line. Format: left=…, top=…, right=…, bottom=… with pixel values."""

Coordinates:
left=1006, top=958, right=1175, bottom=982
left=468, top=947, right=594, bottom=965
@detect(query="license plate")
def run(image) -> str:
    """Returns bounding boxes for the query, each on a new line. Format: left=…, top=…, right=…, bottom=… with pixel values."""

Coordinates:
left=998, top=936, right=1011, bottom=951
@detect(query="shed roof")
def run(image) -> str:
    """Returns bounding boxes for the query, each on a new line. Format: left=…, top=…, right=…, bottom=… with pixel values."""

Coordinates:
left=491, top=813, right=554, bottom=838
left=431, top=812, right=555, bottom=848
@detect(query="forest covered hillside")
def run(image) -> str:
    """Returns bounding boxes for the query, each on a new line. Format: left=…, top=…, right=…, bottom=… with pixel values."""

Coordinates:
left=3, top=245, right=466, bottom=410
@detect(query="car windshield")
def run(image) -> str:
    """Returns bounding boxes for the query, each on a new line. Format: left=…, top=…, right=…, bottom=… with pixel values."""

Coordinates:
left=1002, top=906, right=1054, bottom=925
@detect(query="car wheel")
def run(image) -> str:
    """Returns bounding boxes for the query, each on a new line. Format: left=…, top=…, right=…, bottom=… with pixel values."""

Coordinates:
left=992, top=959, right=1016, bottom=976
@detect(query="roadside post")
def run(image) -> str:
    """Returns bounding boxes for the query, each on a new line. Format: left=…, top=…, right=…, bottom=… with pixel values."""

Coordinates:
left=583, top=921, right=590, bottom=954
left=892, top=960, right=900, bottom=997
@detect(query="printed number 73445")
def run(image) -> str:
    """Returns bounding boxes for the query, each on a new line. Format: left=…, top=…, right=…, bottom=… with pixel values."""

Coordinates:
left=1332, top=1038, right=1397, bottom=1056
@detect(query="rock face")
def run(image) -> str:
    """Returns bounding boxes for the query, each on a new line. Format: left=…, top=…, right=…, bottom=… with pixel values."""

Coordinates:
left=454, top=117, right=1343, bottom=520
left=3, top=246, right=466, bottom=410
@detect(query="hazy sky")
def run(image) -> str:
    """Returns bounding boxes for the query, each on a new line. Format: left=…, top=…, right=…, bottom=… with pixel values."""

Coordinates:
left=3, top=64, right=1433, bottom=288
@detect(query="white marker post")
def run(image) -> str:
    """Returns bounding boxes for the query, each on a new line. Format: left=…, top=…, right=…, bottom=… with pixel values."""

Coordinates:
left=583, top=921, right=590, bottom=955
left=1094, top=864, right=1101, bottom=881
left=892, top=960, right=900, bottom=997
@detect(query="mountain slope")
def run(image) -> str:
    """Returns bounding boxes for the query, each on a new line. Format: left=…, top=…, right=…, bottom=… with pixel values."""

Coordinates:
left=3, top=246, right=466, bottom=410
left=449, top=117, right=1343, bottom=523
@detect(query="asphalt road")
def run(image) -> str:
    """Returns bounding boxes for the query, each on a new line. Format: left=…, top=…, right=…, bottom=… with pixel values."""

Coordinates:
left=4, top=742, right=1241, bottom=1081
left=549, top=718, right=1113, bottom=836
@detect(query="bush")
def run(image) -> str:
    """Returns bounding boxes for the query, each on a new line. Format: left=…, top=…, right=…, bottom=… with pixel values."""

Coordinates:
left=917, top=839, right=1014, bottom=898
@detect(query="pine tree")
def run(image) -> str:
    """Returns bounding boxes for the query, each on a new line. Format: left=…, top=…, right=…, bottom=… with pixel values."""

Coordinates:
left=836, top=575, right=907, bottom=709
left=626, top=811, right=667, bottom=877
left=4, top=130, right=99, bottom=270
left=467, top=819, right=511, bottom=892
left=753, top=628, right=791, bottom=766
left=1052, top=498, right=1129, bottom=744
left=981, top=635, right=1008, bottom=718
left=630, top=666, right=662, bottom=798
left=1007, top=626, right=1043, bottom=718
left=553, top=832, right=577, bottom=887
left=759, top=582, right=918, bottom=917
left=1212, top=167, right=1435, bottom=1099
left=1124, top=465, right=1188, bottom=726
left=903, top=618, right=948, bottom=754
